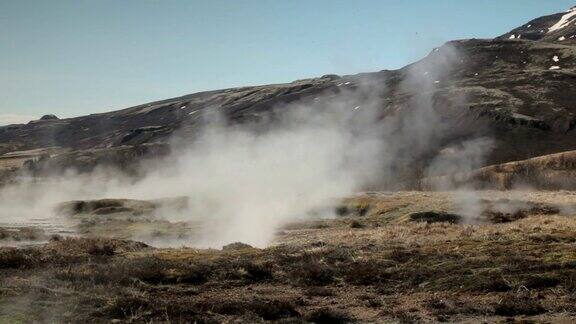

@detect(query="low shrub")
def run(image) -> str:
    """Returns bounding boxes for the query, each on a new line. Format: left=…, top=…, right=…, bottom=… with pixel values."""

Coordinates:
left=0, top=248, right=39, bottom=269
left=494, top=295, right=545, bottom=316
left=290, top=258, right=335, bottom=286
left=305, top=307, right=351, bottom=323
left=344, top=261, right=390, bottom=285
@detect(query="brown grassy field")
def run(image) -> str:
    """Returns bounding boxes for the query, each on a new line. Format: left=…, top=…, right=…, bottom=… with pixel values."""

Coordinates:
left=1, top=191, right=576, bottom=323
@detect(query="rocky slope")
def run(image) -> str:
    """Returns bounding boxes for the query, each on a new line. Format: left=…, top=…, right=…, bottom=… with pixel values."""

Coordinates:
left=2, top=7, right=576, bottom=187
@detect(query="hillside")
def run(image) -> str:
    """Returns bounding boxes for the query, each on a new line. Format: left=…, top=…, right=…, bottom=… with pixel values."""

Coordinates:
left=421, top=149, right=576, bottom=190
left=2, top=7, right=576, bottom=187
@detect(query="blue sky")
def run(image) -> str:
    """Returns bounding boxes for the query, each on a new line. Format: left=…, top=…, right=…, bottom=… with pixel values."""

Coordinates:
left=0, top=0, right=574, bottom=122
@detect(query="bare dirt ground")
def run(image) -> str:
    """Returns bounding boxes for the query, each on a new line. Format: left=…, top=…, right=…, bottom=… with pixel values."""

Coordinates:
left=2, top=191, right=576, bottom=323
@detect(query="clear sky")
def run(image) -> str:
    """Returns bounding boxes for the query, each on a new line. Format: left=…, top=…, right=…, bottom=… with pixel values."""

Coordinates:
left=0, top=0, right=574, bottom=123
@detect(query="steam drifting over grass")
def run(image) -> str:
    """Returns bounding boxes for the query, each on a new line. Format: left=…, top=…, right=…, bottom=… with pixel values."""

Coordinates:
left=0, top=43, right=499, bottom=247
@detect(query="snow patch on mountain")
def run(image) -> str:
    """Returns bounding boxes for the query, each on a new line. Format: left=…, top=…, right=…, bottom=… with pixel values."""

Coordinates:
left=548, top=9, right=576, bottom=33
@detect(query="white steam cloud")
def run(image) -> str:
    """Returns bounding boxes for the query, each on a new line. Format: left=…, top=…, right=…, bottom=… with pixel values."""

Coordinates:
left=0, top=43, right=497, bottom=246
left=108, top=105, right=386, bottom=247
left=0, top=83, right=387, bottom=248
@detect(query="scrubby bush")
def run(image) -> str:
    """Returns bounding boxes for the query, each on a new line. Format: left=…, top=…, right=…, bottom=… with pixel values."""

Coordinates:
left=200, top=298, right=299, bottom=320
left=409, top=211, right=460, bottom=224
left=87, top=241, right=116, bottom=256
left=305, top=307, right=351, bottom=323
left=388, top=247, right=416, bottom=263
left=304, top=286, right=335, bottom=297
left=344, top=261, right=391, bottom=285
left=290, top=258, right=335, bottom=286
left=350, top=220, right=364, bottom=229
left=494, top=295, right=545, bottom=316
left=0, top=248, right=39, bottom=269
left=54, top=257, right=212, bottom=286
left=323, top=246, right=354, bottom=263
left=523, top=274, right=560, bottom=289
left=101, top=293, right=154, bottom=320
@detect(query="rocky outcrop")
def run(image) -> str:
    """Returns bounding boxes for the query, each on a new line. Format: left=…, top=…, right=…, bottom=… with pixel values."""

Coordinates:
left=39, top=114, right=59, bottom=121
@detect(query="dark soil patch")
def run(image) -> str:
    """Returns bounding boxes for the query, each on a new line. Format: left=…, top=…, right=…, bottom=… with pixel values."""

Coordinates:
left=409, top=211, right=461, bottom=224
